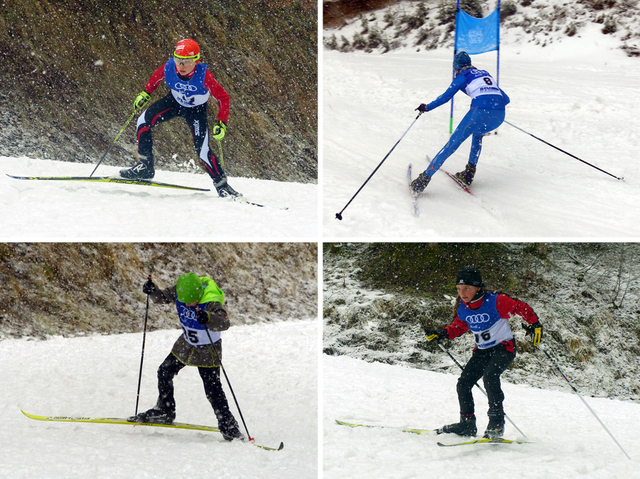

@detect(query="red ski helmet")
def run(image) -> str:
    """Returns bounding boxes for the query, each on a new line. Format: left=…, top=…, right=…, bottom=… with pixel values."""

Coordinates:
left=174, top=39, right=200, bottom=62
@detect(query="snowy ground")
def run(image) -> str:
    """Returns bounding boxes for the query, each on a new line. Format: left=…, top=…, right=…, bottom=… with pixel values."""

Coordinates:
left=324, top=354, right=640, bottom=479
left=0, top=320, right=317, bottom=479
left=323, top=25, right=640, bottom=238
left=0, top=156, right=318, bottom=240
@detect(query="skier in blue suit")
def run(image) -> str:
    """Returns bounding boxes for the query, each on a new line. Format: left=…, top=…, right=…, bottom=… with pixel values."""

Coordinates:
left=411, top=51, right=510, bottom=195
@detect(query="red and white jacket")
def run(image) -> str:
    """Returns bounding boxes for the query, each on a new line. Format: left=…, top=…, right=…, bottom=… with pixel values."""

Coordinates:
left=444, top=291, right=539, bottom=352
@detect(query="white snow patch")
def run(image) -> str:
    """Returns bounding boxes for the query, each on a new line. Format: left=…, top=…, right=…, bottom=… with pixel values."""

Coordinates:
left=1, top=156, right=317, bottom=240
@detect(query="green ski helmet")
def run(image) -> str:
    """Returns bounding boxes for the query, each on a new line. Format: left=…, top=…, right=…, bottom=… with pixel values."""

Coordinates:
left=176, top=273, right=203, bottom=303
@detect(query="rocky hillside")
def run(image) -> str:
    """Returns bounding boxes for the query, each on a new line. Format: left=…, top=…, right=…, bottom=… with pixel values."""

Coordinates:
left=0, top=242, right=317, bottom=339
left=323, top=243, right=640, bottom=401
left=0, top=0, right=317, bottom=183
left=323, top=0, right=640, bottom=56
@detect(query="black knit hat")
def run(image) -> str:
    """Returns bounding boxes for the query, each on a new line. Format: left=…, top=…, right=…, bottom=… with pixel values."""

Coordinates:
left=456, top=266, right=484, bottom=287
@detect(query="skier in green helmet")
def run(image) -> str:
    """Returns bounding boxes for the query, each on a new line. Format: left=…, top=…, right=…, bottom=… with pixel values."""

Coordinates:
left=128, top=272, right=244, bottom=442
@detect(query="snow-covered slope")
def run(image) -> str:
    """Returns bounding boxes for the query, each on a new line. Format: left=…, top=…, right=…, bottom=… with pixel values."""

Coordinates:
left=322, top=25, right=640, bottom=238
left=323, top=0, right=640, bottom=56
left=0, top=320, right=317, bottom=478
left=324, top=354, right=639, bottom=478
left=1, top=156, right=317, bottom=240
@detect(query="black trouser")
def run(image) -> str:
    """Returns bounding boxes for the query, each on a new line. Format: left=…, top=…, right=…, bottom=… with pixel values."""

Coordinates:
left=136, top=94, right=226, bottom=181
left=156, top=352, right=239, bottom=434
left=457, top=342, right=516, bottom=416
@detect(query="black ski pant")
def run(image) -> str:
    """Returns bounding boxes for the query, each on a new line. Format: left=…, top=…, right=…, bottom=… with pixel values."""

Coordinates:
left=136, top=94, right=226, bottom=181
left=155, top=351, right=240, bottom=435
left=456, top=342, right=516, bottom=417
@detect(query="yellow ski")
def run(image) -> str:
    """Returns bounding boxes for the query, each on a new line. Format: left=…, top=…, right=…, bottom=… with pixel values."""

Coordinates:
left=336, top=419, right=434, bottom=436
left=22, top=411, right=283, bottom=451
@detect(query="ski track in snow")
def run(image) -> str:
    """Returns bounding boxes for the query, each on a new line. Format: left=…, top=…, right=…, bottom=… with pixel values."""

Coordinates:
left=0, top=156, right=317, bottom=240
left=0, top=320, right=317, bottom=479
left=323, top=27, right=640, bottom=238
left=324, top=355, right=640, bottom=479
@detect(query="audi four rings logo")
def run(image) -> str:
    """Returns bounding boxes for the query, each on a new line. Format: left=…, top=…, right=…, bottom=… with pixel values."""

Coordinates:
left=466, top=313, right=491, bottom=324
left=175, top=83, right=198, bottom=92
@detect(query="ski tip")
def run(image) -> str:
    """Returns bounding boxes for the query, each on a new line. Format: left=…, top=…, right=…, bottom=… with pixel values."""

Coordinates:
left=253, top=440, right=284, bottom=451
left=21, top=410, right=38, bottom=419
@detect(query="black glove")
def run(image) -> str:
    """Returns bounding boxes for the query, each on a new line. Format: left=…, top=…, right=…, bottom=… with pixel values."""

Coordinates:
left=196, top=309, right=210, bottom=325
left=522, top=321, right=543, bottom=346
left=416, top=103, right=429, bottom=113
left=142, top=278, right=156, bottom=295
left=424, top=328, right=447, bottom=342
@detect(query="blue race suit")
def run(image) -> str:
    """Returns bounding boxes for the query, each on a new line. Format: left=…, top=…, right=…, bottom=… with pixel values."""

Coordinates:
left=423, top=68, right=510, bottom=177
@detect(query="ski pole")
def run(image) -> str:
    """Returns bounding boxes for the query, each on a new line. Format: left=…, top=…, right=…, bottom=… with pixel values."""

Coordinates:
left=335, top=111, right=423, bottom=220
left=537, top=344, right=631, bottom=459
left=216, top=138, right=225, bottom=168
left=202, top=322, right=254, bottom=443
left=90, top=109, right=137, bottom=177
left=431, top=339, right=528, bottom=439
left=134, top=273, right=152, bottom=416
left=504, top=121, right=623, bottom=180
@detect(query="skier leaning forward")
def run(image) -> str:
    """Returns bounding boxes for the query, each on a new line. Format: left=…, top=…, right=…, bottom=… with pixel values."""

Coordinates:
left=423, top=266, right=543, bottom=439
left=119, top=39, right=241, bottom=198
left=128, top=272, right=244, bottom=442
left=411, top=51, right=510, bottom=195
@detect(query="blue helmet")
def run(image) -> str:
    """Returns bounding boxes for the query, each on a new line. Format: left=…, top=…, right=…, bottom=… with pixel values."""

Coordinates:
left=453, top=51, right=472, bottom=71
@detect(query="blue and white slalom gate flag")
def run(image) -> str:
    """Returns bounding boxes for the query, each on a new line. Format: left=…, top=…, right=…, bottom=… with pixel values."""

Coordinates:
left=454, top=8, right=500, bottom=55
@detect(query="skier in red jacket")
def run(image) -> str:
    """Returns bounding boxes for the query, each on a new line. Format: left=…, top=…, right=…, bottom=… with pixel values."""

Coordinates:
left=119, top=39, right=241, bottom=198
left=424, top=266, right=543, bottom=439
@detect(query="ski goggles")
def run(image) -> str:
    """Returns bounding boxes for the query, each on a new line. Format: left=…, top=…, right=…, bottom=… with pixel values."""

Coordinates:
left=174, top=54, right=199, bottom=66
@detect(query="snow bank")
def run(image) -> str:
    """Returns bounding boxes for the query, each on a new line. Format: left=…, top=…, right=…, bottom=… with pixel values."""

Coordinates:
left=0, top=321, right=317, bottom=478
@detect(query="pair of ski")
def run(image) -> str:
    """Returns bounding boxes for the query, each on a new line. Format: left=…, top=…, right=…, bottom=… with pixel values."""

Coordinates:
left=22, top=410, right=284, bottom=452
left=407, top=162, right=472, bottom=217
left=6, top=174, right=280, bottom=210
left=336, top=419, right=529, bottom=447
